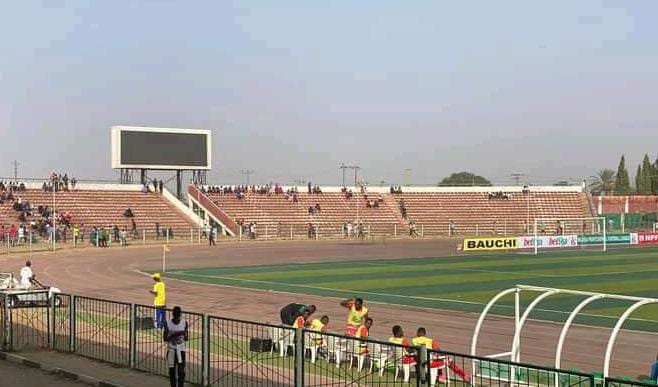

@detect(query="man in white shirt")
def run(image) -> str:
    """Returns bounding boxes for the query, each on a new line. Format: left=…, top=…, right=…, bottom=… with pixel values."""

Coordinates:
left=164, top=306, right=188, bottom=387
left=20, top=261, right=34, bottom=289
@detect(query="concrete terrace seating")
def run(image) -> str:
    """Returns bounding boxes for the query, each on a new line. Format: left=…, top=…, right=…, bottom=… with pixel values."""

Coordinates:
left=395, top=191, right=591, bottom=236
left=208, top=192, right=401, bottom=237
left=207, top=187, right=591, bottom=238
left=599, top=195, right=658, bottom=214
left=0, top=189, right=197, bottom=237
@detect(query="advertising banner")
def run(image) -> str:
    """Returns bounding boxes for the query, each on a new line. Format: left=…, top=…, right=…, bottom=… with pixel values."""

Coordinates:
left=577, top=234, right=631, bottom=245
left=633, top=232, right=658, bottom=245
left=517, top=235, right=578, bottom=249
left=463, top=237, right=517, bottom=252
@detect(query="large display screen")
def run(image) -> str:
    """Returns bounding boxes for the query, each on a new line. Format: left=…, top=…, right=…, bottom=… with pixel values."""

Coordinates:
left=111, top=126, right=212, bottom=169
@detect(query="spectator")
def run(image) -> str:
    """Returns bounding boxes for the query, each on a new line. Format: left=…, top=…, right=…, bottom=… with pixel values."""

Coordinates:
left=159, top=180, right=164, bottom=194
left=155, top=222, right=160, bottom=240
left=164, top=306, right=188, bottom=387
left=113, top=225, right=120, bottom=243
left=120, top=227, right=128, bottom=246
left=168, top=227, right=174, bottom=239
left=71, top=177, right=77, bottom=190
left=449, top=220, right=456, bottom=236
left=124, top=208, right=134, bottom=218
left=209, top=226, right=216, bottom=246
left=409, top=221, right=418, bottom=237
left=131, top=219, right=138, bottom=237
left=9, top=224, right=17, bottom=247
left=308, top=181, right=312, bottom=194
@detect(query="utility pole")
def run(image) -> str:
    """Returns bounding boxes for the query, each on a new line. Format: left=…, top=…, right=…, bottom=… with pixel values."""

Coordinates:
left=350, top=166, right=360, bottom=186
left=404, top=169, right=412, bottom=186
left=340, top=163, right=348, bottom=187
left=240, top=169, right=255, bottom=186
left=511, top=173, right=523, bottom=186
left=11, top=160, right=19, bottom=181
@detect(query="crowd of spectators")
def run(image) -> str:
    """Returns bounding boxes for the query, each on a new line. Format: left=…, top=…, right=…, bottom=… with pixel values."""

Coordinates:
left=141, top=179, right=164, bottom=194
left=202, top=184, right=286, bottom=196
left=488, top=191, right=512, bottom=200
left=390, top=186, right=403, bottom=194
left=42, top=172, right=77, bottom=192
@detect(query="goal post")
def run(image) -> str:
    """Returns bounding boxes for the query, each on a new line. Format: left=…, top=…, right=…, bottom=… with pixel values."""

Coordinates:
left=530, top=217, right=607, bottom=255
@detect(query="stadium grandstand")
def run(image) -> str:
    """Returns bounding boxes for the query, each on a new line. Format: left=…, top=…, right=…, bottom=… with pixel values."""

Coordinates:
left=189, top=183, right=593, bottom=239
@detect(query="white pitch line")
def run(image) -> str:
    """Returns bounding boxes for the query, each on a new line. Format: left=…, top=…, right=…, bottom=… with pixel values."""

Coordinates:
left=165, top=272, right=658, bottom=324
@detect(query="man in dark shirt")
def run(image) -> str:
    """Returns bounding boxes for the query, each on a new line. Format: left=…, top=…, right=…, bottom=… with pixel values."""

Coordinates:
left=280, top=303, right=316, bottom=326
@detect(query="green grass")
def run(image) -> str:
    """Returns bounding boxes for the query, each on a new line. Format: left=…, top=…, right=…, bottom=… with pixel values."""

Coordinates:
left=163, top=247, right=658, bottom=332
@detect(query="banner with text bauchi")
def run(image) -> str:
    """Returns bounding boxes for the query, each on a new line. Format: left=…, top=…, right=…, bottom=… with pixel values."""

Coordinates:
left=517, top=235, right=578, bottom=249
left=463, top=237, right=518, bottom=252
left=577, top=233, right=631, bottom=245
left=633, top=232, right=658, bottom=245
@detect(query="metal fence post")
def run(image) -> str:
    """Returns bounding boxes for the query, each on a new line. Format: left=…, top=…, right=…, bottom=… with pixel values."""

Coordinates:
left=129, top=303, right=136, bottom=369
left=419, top=344, right=428, bottom=386
left=2, top=295, right=9, bottom=351
left=49, top=294, right=56, bottom=349
left=142, top=230, right=146, bottom=245
left=290, top=226, right=293, bottom=240
left=166, top=229, right=169, bottom=245
left=421, top=224, right=425, bottom=238
left=294, top=328, right=304, bottom=387
left=394, top=224, right=397, bottom=237
left=69, top=295, right=76, bottom=353
left=203, top=314, right=210, bottom=386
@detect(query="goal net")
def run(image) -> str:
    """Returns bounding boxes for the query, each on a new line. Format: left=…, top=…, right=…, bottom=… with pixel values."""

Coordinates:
left=523, top=217, right=607, bottom=255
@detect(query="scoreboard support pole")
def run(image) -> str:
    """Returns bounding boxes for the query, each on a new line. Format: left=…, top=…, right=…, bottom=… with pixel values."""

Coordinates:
left=176, top=170, right=183, bottom=200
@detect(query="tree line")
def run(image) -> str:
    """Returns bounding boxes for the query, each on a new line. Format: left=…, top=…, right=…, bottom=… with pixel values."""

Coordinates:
left=590, top=154, right=658, bottom=195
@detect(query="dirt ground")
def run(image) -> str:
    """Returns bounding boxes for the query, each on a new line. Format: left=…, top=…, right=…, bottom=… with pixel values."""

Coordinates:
left=1, top=238, right=656, bottom=380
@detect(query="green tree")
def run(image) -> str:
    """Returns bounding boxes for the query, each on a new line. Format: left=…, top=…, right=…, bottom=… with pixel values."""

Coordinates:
left=438, top=172, right=492, bottom=186
left=614, top=155, right=631, bottom=194
left=635, top=164, right=644, bottom=193
left=589, top=169, right=616, bottom=194
left=638, top=154, right=654, bottom=194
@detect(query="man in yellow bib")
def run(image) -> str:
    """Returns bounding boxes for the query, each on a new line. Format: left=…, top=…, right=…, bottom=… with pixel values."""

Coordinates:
left=149, top=273, right=167, bottom=329
left=412, top=327, right=471, bottom=384
left=340, top=297, right=368, bottom=336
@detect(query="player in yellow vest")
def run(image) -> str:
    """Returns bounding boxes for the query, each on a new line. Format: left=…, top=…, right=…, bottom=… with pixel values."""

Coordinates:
left=412, top=327, right=471, bottom=383
left=309, top=315, right=329, bottom=347
left=389, top=325, right=415, bottom=365
left=355, top=318, right=373, bottom=354
left=340, top=297, right=369, bottom=336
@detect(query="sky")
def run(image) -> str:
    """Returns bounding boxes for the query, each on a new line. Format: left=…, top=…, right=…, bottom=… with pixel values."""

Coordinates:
left=1, top=1, right=658, bottom=186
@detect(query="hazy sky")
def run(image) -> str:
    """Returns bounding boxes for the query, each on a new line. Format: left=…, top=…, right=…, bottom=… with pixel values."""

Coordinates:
left=2, top=1, right=658, bottom=186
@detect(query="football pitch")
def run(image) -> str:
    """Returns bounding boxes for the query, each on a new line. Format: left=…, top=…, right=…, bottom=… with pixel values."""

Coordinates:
left=164, top=246, right=658, bottom=331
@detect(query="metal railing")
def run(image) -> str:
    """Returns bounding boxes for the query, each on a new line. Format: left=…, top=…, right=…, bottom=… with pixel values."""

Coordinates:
left=0, top=292, right=646, bottom=386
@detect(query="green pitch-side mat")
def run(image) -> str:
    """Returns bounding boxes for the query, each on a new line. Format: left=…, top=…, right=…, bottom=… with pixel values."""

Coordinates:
left=163, top=247, right=658, bottom=332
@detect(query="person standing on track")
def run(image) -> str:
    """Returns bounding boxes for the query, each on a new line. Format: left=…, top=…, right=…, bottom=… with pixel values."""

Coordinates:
left=340, top=297, right=369, bottom=336
left=149, top=273, right=167, bottom=329
left=164, top=306, right=188, bottom=387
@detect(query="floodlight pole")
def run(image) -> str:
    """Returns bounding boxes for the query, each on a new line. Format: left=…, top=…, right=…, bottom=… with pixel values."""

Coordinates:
left=240, top=169, right=255, bottom=186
